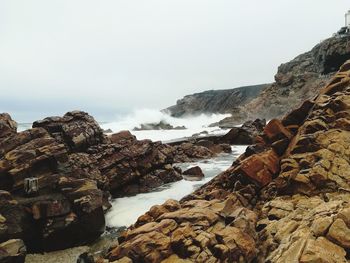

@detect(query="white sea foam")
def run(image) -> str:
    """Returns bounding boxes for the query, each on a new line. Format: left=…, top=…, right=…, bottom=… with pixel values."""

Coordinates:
left=101, top=109, right=231, bottom=142
left=106, top=145, right=247, bottom=228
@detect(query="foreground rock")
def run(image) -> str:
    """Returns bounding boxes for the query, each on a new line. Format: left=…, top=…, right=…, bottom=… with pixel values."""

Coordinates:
left=96, top=60, right=350, bottom=262
left=0, top=110, right=236, bottom=254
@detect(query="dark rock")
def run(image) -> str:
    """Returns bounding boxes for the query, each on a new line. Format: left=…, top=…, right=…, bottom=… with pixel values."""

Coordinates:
left=103, top=129, right=113, bottom=134
left=33, top=111, right=106, bottom=152
left=164, top=85, right=267, bottom=117
left=221, top=119, right=266, bottom=145
left=182, top=166, right=204, bottom=181
left=0, top=128, right=68, bottom=191
left=109, top=130, right=136, bottom=145
left=0, top=113, right=17, bottom=141
left=133, top=120, right=186, bottom=131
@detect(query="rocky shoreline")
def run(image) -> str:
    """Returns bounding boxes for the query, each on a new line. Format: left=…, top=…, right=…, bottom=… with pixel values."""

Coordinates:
left=3, top=32, right=350, bottom=263
left=0, top=108, right=260, bottom=262
left=90, top=59, right=350, bottom=262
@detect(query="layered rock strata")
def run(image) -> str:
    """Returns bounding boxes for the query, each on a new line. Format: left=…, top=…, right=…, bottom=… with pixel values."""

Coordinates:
left=99, top=60, right=350, bottom=263
left=0, top=111, right=236, bottom=254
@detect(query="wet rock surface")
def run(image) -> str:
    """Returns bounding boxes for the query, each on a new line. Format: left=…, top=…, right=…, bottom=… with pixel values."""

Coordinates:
left=133, top=121, right=186, bottom=131
left=0, top=110, right=239, bottom=254
left=95, top=61, right=350, bottom=262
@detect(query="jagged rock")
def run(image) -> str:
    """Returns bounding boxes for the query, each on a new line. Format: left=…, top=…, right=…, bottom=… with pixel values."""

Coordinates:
left=221, top=119, right=266, bottom=145
left=133, top=120, right=186, bottom=131
left=33, top=111, right=106, bottom=152
left=0, top=113, right=17, bottom=141
left=102, top=60, right=350, bottom=263
left=0, top=239, right=26, bottom=263
left=164, top=84, right=267, bottom=117
left=172, top=143, right=215, bottom=163
left=182, top=166, right=204, bottom=181
left=109, top=131, right=136, bottom=145
left=107, top=194, right=257, bottom=262
left=0, top=128, right=67, bottom=191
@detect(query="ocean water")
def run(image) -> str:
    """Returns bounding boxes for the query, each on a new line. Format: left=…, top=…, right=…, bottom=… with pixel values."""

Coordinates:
left=101, top=109, right=233, bottom=142
left=17, top=109, right=244, bottom=229
left=18, top=109, right=233, bottom=142
left=106, top=145, right=247, bottom=228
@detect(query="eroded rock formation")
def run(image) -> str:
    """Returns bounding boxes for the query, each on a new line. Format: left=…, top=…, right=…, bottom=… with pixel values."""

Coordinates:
left=0, top=110, right=236, bottom=254
left=97, top=60, right=350, bottom=263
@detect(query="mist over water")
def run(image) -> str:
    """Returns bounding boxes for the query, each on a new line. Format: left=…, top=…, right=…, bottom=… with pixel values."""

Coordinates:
left=101, top=108, right=232, bottom=142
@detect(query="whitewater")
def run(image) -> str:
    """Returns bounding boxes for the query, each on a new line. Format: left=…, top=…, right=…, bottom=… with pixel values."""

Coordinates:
left=100, top=109, right=246, bottom=228
left=100, top=108, right=233, bottom=142
left=18, top=109, right=246, bottom=229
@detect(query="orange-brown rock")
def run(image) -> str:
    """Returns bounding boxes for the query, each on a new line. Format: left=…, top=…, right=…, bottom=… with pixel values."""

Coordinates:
left=101, top=60, right=350, bottom=263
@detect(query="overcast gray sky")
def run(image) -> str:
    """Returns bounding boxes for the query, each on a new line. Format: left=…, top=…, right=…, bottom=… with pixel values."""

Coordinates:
left=0, top=0, right=349, bottom=121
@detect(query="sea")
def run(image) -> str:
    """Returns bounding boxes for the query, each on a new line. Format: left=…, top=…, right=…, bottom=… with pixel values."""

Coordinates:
left=17, top=109, right=246, bottom=228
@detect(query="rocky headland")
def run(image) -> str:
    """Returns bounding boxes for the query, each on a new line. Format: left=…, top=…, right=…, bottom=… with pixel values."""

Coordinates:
left=87, top=60, right=350, bottom=262
left=164, top=84, right=267, bottom=118
left=165, top=33, right=350, bottom=127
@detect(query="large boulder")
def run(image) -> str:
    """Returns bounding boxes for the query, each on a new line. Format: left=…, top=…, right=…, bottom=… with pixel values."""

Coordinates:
left=182, top=166, right=204, bottom=181
left=33, top=111, right=106, bottom=152
left=0, top=128, right=67, bottom=191
left=0, top=113, right=17, bottom=141
left=221, top=119, right=266, bottom=145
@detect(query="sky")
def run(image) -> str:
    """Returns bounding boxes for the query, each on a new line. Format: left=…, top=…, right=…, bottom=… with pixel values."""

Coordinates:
left=0, top=0, right=349, bottom=122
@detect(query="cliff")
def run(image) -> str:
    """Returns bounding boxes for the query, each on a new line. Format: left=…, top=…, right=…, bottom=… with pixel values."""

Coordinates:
left=165, top=33, right=350, bottom=125
left=244, top=34, right=350, bottom=121
left=164, top=84, right=268, bottom=117
left=100, top=60, right=350, bottom=262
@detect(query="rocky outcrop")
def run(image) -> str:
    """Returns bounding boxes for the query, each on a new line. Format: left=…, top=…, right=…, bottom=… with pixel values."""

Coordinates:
left=133, top=121, right=186, bottom=131
left=165, top=33, right=350, bottom=127
left=182, top=166, right=204, bottom=181
left=164, top=84, right=268, bottom=117
left=97, top=60, right=350, bottom=263
left=221, top=119, right=266, bottom=145
left=243, top=34, right=350, bottom=122
left=0, top=113, right=17, bottom=141
left=33, top=111, right=107, bottom=152
left=0, top=110, right=238, bottom=254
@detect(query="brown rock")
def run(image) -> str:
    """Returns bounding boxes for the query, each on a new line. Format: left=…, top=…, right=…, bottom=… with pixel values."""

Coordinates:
left=33, top=110, right=106, bottom=152
left=182, top=166, right=204, bottom=181
left=0, top=113, right=17, bottom=140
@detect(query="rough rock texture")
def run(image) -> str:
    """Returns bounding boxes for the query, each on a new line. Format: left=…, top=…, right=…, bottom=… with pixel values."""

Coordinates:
left=182, top=166, right=204, bottom=181
left=0, top=111, right=235, bottom=254
left=33, top=111, right=107, bottom=152
left=221, top=119, right=266, bottom=145
left=99, top=60, right=350, bottom=263
left=0, top=113, right=17, bottom=141
left=244, top=34, right=350, bottom=121
left=133, top=121, right=186, bottom=131
left=164, top=84, right=268, bottom=117
left=165, top=34, right=350, bottom=126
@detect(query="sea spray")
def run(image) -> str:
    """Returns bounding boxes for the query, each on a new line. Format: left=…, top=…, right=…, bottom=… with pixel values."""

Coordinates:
left=101, top=108, right=232, bottom=142
left=106, top=145, right=247, bottom=228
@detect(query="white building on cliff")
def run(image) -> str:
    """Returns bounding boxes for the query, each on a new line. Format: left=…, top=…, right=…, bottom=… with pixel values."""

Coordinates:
left=346, top=10, right=350, bottom=28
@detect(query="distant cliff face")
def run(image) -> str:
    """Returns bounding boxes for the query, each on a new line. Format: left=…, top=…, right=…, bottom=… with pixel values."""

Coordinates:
left=164, top=84, right=268, bottom=117
left=165, top=34, right=350, bottom=123
left=244, top=34, right=350, bottom=120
